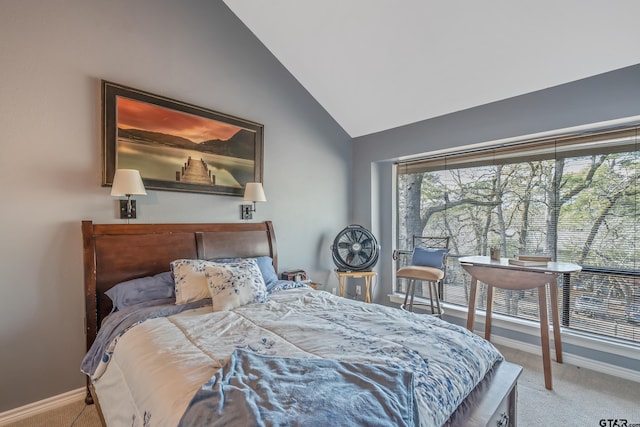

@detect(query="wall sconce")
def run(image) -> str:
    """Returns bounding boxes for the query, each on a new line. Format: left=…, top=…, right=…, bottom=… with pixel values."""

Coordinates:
left=241, top=182, right=266, bottom=220
left=110, top=169, right=147, bottom=221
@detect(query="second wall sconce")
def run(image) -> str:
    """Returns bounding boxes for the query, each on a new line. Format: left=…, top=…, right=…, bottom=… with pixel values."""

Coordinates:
left=241, top=182, right=266, bottom=220
left=111, top=169, right=147, bottom=221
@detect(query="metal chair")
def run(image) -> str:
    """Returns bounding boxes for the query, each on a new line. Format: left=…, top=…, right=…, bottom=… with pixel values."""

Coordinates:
left=393, top=236, right=449, bottom=316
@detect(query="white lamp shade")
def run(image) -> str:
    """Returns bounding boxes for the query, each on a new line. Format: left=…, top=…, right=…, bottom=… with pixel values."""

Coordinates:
left=243, top=182, right=266, bottom=202
left=110, top=169, right=147, bottom=196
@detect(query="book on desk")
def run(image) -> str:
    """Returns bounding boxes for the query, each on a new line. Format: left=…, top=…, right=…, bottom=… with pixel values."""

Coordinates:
left=508, top=255, right=552, bottom=267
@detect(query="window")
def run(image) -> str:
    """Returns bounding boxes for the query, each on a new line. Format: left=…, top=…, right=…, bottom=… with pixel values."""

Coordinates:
left=396, top=126, right=639, bottom=344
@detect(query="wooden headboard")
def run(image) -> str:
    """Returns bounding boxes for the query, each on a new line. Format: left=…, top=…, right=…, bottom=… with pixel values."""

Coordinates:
left=81, top=221, right=277, bottom=351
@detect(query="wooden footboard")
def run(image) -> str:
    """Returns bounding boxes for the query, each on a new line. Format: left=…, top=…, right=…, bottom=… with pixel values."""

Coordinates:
left=446, top=360, right=522, bottom=427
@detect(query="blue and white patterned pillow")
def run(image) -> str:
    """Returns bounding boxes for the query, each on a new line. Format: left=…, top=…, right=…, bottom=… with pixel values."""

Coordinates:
left=171, top=259, right=219, bottom=305
left=209, top=256, right=278, bottom=289
left=204, top=258, right=268, bottom=311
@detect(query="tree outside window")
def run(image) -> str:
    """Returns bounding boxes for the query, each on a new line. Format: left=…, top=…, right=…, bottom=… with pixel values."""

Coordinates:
left=396, top=128, right=639, bottom=343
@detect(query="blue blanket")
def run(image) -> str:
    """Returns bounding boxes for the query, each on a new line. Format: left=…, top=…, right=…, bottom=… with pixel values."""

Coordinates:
left=178, top=349, right=420, bottom=427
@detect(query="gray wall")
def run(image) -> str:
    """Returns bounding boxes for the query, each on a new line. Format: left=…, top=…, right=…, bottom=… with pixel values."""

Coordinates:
left=352, top=64, right=640, bottom=369
left=0, top=0, right=350, bottom=411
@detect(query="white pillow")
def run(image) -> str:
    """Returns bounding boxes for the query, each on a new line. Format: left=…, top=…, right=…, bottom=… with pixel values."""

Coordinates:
left=171, top=259, right=219, bottom=305
left=203, top=258, right=268, bottom=311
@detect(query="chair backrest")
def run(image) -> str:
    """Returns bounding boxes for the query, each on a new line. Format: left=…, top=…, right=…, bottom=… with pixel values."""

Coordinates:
left=412, top=235, right=450, bottom=272
left=393, top=236, right=450, bottom=270
left=412, top=236, right=449, bottom=250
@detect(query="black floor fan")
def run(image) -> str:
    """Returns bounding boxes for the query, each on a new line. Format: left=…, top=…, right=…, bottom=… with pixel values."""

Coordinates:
left=331, top=225, right=380, bottom=272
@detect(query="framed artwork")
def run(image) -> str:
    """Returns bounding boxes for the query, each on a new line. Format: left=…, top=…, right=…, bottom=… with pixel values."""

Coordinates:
left=102, top=80, right=263, bottom=196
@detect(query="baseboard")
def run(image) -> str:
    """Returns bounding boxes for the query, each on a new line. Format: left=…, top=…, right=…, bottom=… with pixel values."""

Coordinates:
left=492, top=335, right=640, bottom=383
left=0, top=387, right=85, bottom=426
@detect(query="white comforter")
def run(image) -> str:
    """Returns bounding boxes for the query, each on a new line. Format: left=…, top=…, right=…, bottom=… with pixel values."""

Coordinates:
left=92, top=288, right=502, bottom=427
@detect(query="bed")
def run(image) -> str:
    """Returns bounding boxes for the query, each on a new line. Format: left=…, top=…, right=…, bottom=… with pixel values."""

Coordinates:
left=81, top=220, right=522, bottom=427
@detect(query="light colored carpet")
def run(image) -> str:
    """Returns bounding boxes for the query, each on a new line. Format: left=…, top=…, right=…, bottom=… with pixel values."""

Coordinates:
left=4, top=399, right=100, bottom=427
left=497, top=344, right=640, bottom=427
left=6, top=345, right=640, bottom=426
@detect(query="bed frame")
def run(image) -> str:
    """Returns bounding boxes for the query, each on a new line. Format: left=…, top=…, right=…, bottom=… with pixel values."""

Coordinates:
left=82, top=220, right=521, bottom=426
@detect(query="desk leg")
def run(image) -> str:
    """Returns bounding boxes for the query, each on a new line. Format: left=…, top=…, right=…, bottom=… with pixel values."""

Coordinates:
left=538, top=285, right=553, bottom=390
left=466, top=277, right=478, bottom=332
left=549, top=281, right=563, bottom=364
left=485, top=285, right=494, bottom=341
left=364, top=276, right=372, bottom=303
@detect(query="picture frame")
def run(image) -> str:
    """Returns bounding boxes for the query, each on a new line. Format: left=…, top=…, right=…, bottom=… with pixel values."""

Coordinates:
left=102, top=80, right=263, bottom=196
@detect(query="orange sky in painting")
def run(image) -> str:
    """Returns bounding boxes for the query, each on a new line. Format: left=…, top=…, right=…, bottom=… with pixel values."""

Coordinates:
left=116, top=97, right=241, bottom=143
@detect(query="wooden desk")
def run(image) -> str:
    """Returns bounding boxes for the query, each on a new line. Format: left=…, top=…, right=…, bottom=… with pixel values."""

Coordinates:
left=459, top=256, right=581, bottom=390
left=335, top=270, right=377, bottom=303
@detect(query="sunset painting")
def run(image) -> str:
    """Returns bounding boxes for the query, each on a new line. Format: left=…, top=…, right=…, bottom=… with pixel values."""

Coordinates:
left=102, top=81, right=263, bottom=196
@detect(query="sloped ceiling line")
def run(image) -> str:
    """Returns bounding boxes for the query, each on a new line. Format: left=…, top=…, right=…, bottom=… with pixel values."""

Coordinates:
left=223, top=0, right=640, bottom=138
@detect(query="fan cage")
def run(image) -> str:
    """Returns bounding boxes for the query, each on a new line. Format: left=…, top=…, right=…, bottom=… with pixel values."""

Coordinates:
left=331, top=225, right=380, bottom=272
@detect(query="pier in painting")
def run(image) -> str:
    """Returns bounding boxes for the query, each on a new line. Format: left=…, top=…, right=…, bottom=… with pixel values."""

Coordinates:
left=177, top=157, right=215, bottom=185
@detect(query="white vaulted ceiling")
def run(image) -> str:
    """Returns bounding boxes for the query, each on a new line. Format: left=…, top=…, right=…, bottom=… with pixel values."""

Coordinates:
left=223, top=1, right=640, bottom=138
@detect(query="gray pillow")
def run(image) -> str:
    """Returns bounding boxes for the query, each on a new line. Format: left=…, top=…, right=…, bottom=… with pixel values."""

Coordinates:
left=255, top=256, right=278, bottom=286
left=105, top=271, right=175, bottom=311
